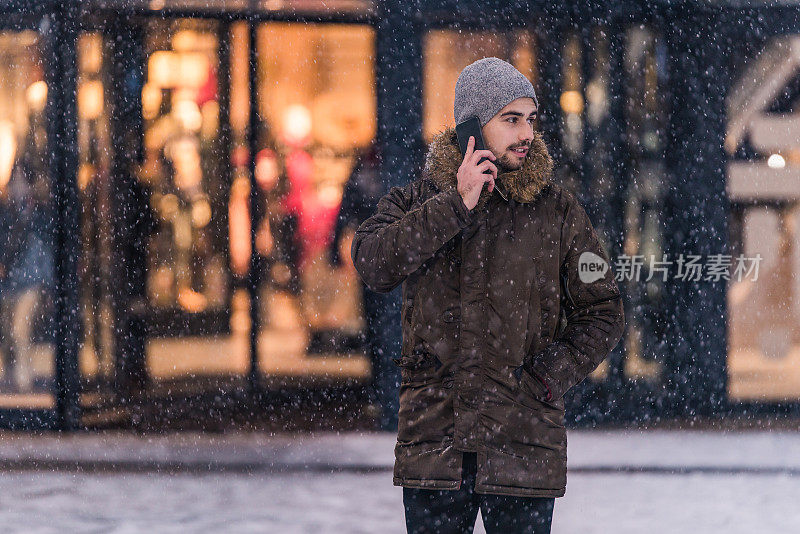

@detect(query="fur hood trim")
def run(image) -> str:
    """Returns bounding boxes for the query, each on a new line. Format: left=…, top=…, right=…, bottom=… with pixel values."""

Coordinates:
left=422, top=127, right=553, bottom=211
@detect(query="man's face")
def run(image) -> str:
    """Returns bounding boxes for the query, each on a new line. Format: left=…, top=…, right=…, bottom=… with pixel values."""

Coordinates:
left=481, top=97, right=538, bottom=172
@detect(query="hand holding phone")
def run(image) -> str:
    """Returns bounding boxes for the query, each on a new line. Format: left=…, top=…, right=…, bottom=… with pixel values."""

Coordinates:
left=455, top=117, right=497, bottom=211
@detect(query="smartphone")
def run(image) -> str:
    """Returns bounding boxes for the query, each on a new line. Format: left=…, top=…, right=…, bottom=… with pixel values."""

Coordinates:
left=455, top=116, right=489, bottom=168
left=455, top=116, right=507, bottom=200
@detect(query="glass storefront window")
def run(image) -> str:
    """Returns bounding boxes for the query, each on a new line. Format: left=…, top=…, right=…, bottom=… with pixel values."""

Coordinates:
left=621, top=27, right=668, bottom=381
left=581, top=28, right=614, bottom=383
left=77, top=32, right=116, bottom=393
left=140, top=20, right=229, bottom=317
left=726, top=36, right=800, bottom=401
left=253, top=22, right=374, bottom=378
left=0, top=30, right=54, bottom=407
left=139, top=19, right=249, bottom=381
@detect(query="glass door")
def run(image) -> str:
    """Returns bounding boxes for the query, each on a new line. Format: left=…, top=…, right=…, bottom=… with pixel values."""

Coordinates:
left=136, top=18, right=248, bottom=386
left=0, top=28, right=56, bottom=412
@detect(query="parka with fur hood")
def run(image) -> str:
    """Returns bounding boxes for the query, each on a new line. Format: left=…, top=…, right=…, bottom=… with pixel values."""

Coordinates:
left=351, top=127, right=625, bottom=497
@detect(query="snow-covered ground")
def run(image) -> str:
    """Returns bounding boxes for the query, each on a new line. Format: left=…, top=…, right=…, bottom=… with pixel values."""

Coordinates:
left=0, top=469, right=798, bottom=533
left=1, top=429, right=799, bottom=532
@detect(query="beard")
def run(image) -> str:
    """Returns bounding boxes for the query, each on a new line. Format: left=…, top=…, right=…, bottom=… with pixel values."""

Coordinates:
left=496, top=151, right=523, bottom=172
left=488, top=140, right=528, bottom=173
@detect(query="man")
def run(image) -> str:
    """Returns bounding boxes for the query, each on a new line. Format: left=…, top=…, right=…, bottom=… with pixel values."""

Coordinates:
left=351, top=57, right=625, bottom=533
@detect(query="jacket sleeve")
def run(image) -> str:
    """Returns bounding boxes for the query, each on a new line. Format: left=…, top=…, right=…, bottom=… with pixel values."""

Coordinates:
left=524, top=194, right=626, bottom=402
left=351, top=183, right=474, bottom=293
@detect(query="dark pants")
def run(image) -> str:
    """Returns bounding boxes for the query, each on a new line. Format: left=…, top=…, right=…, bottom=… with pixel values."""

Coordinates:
left=403, top=452, right=555, bottom=534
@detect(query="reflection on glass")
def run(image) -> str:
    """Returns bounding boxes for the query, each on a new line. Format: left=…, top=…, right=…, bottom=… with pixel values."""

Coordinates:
left=622, top=27, right=668, bottom=380
left=423, top=29, right=537, bottom=140
left=0, top=31, right=54, bottom=406
left=253, top=23, right=374, bottom=377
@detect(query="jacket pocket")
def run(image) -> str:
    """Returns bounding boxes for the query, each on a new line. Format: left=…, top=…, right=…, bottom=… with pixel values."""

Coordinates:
left=512, top=364, right=560, bottom=411
left=515, top=364, right=547, bottom=398
left=522, top=262, right=542, bottom=360
left=393, top=342, right=442, bottom=386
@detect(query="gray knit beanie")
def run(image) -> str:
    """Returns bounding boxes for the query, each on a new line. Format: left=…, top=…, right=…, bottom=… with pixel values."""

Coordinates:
left=454, top=57, right=538, bottom=127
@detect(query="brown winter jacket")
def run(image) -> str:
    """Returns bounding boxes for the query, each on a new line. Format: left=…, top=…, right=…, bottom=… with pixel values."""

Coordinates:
left=351, top=127, right=625, bottom=498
